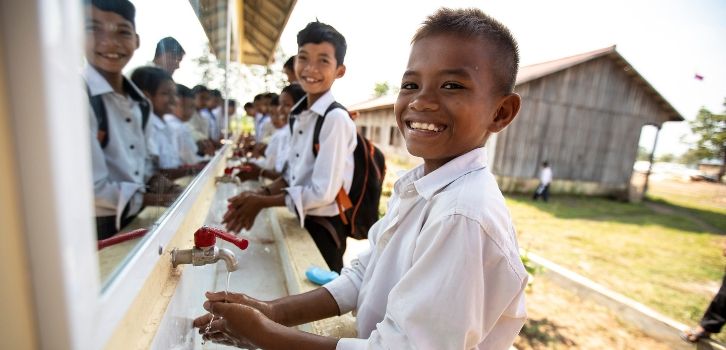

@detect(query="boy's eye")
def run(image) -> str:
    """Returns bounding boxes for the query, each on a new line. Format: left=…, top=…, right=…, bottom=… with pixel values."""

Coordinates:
left=442, top=82, right=464, bottom=89
left=400, top=82, right=418, bottom=90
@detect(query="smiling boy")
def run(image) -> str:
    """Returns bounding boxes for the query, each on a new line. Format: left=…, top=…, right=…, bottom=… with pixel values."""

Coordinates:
left=224, top=21, right=357, bottom=273
left=196, top=8, right=527, bottom=349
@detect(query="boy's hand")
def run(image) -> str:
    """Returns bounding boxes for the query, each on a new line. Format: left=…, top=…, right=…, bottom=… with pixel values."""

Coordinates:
left=223, top=191, right=267, bottom=232
left=236, top=162, right=261, bottom=182
left=192, top=291, right=276, bottom=348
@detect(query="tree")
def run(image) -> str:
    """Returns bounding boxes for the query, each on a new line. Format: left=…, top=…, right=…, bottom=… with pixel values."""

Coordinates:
left=685, top=99, right=726, bottom=181
left=373, top=81, right=391, bottom=97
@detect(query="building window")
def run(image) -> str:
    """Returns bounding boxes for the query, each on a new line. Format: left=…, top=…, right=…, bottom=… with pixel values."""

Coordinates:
left=372, top=126, right=381, bottom=143
left=389, top=126, right=401, bottom=147
left=359, top=125, right=368, bottom=138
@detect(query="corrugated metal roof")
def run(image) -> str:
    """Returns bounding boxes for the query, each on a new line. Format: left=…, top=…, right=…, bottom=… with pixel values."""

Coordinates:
left=189, top=0, right=296, bottom=65
left=349, top=46, right=684, bottom=122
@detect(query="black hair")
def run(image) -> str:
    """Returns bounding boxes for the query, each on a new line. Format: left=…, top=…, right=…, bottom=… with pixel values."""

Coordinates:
left=283, top=55, right=296, bottom=70
left=270, top=95, right=280, bottom=106
left=87, top=0, right=136, bottom=27
left=176, top=84, right=193, bottom=98
left=296, top=21, right=347, bottom=65
left=265, top=92, right=279, bottom=101
left=281, top=83, right=306, bottom=104
left=253, top=93, right=264, bottom=102
left=244, top=102, right=254, bottom=109
left=413, top=8, right=519, bottom=95
left=227, top=99, right=237, bottom=107
left=191, top=85, right=208, bottom=95
left=154, top=37, right=185, bottom=59
left=543, top=161, right=549, bottom=167
left=210, top=89, right=223, bottom=98
left=130, top=66, right=173, bottom=95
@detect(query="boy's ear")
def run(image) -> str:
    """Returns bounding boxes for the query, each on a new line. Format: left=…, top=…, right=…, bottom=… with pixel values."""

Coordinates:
left=488, top=93, right=521, bottom=133
left=335, top=64, right=346, bottom=79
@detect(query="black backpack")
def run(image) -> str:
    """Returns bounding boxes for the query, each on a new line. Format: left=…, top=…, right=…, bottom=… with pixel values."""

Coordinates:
left=86, top=80, right=151, bottom=148
left=290, top=100, right=386, bottom=239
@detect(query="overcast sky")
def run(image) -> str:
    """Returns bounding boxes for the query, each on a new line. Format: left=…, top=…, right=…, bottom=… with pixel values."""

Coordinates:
left=128, top=0, right=726, bottom=156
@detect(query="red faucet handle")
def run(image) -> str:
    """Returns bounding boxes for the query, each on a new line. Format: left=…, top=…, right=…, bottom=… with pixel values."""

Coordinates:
left=224, top=166, right=238, bottom=175
left=193, top=226, right=248, bottom=250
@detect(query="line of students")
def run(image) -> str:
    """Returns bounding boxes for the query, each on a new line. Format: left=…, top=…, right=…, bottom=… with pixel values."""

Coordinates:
left=86, top=0, right=529, bottom=347
left=85, top=0, right=220, bottom=239
left=197, top=11, right=529, bottom=349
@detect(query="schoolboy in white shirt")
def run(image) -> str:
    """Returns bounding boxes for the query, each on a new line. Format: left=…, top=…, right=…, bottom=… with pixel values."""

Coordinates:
left=196, top=8, right=528, bottom=349
left=84, top=0, right=176, bottom=239
left=223, top=21, right=357, bottom=273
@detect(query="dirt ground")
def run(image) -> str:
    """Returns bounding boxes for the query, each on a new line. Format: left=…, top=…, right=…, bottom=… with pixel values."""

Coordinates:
left=515, top=278, right=672, bottom=350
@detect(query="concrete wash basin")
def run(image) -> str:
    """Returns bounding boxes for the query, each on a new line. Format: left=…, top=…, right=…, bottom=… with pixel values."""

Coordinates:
left=151, top=181, right=288, bottom=350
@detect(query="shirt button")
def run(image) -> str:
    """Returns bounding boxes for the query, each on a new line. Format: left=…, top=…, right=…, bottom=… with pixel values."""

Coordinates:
left=134, top=171, right=139, bottom=176
left=292, top=176, right=296, bottom=181
left=295, top=153, right=299, bottom=158
left=130, top=144, right=135, bottom=150
left=298, top=130, right=303, bottom=134
left=126, top=118, right=131, bottom=123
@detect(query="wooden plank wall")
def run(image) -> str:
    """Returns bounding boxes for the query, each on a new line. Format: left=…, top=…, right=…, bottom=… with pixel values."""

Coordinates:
left=494, top=56, right=670, bottom=189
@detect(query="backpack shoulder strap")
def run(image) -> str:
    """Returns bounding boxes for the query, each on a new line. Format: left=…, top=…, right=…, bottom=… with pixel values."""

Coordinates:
left=123, top=79, right=151, bottom=129
left=312, top=101, right=347, bottom=157
left=86, top=84, right=109, bottom=148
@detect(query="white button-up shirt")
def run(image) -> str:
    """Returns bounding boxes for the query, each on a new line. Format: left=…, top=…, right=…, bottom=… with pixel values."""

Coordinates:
left=85, top=64, right=150, bottom=227
left=187, top=110, right=210, bottom=142
left=324, top=147, right=528, bottom=350
left=147, top=114, right=182, bottom=170
left=284, top=91, right=356, bottom=226
left=539, top=167, right=552, bottom=186
left=163, top=114, right=200, bottom=165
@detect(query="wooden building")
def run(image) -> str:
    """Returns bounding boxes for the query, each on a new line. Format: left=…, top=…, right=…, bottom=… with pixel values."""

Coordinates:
left=349, top=46, right=684, bottom=198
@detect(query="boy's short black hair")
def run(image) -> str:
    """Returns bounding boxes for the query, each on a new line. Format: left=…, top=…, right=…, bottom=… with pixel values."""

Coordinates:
left=155, top=37, right=185, bottom=59
left=227, top=99, right=237, bottom=107
left=265, top=92, right=279, bottom=101
left=86, top=0, right=136, bottom=27
left=210, top=89, right=223, bottom=99
left=130, top=66, right=173, bottom=95
left=413, top=8, right=519, bottom=95
left=297, top=21, right=347, bottom=65
left=191, top=85, right=208, bottom=95
left=253, top=93, right=264, bottom=102
left=176, top=84, right=193, bottom=99
left=270, top=95, right=280, bottom=106
left=283, top=55, right=296, bottom=70
left=281, top=83, right=306, bottom=104
left=244, top=102, right=254, bottom=109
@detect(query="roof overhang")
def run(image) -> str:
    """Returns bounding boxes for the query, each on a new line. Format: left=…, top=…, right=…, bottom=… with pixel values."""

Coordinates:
left=189, top=0, right=296, bottom=65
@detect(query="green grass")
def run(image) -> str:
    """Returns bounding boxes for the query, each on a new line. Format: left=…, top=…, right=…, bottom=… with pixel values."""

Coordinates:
left=508, top=194, right=725, bottom=330
left=646, top=181, right=726, bottom=233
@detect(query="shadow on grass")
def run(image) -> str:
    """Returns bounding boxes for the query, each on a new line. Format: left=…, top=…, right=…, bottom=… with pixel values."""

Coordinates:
left=506, top=194, right=725, bottom=235
left=519, top=318, right=576, bottom=348
left=646, top=197, right=726, bottom=234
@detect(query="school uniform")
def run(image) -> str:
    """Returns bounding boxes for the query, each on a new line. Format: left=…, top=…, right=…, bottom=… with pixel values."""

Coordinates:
left=324, top=147, right=528, bottom=350
left=163, top=114, right=201, bottom=165
left=85, top=64, right=150, bottom=239
left=147, top=114, right=181, bottom=170
left=199, top=107, right=217, bottom=141
left=187, top=110, right=210, bottom=142
left=210, top=105, right=224, bottom=140
left=254, top=112, right=272, bottom=143
left=285, top=91, right=356, bottom=272
left=251, top=127, right=290, bottom=173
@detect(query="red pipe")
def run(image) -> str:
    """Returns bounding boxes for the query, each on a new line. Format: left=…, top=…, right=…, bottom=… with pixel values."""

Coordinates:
left=97, top=228, right=149, bottom=250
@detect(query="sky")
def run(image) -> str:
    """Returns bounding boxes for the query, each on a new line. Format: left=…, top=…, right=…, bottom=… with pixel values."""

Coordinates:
left=127, top=0, right=726, bottom=157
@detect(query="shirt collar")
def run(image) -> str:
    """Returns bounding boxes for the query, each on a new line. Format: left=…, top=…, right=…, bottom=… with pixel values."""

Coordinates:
left=309, top=90, right=335, bottom=117
left=150, top=113, right=166, bottom=129
left=395, top=147, right=489, bottom=201
left=83, top=64, right=145, bottom=99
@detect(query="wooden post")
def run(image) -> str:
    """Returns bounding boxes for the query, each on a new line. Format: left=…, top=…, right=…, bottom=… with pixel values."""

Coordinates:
left=642, top=125, right=661, bottom=199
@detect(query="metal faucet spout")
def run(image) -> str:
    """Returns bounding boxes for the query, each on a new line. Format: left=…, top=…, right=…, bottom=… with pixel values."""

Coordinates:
left=216, top=247, right=239, bottom=272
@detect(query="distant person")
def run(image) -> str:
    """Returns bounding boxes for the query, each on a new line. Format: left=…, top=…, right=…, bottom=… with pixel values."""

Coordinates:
left=283, top=55, right=298, bottom=84
left=206, top=89, right=224, bottom=142
left=533, top=161, right=552, bottom=202
left=83, top=0, right=176, bottom=239
left=682, top=242, right=726, bottom=343
left=165, top=83, right=203, bottom=166
left=193, top=9, right=527, bottom=349
left=152, top=36, right=185, bottom=75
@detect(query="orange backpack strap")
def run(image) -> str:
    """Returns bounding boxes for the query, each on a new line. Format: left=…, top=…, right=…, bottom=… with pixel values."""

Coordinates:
left=335, top=187, right=352, bottom=225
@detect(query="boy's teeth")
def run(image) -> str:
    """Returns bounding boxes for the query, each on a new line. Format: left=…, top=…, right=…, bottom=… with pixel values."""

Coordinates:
left=410, top=121, right=444, bottom=132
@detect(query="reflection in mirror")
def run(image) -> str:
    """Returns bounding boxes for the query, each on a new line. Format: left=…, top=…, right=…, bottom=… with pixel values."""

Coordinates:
left=84, top=0, right=226, bottom=286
